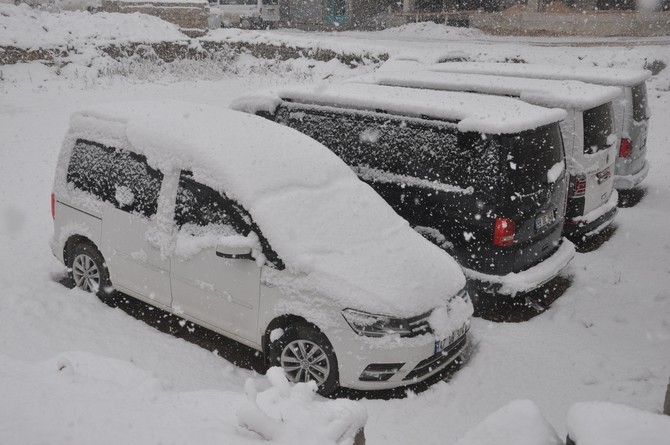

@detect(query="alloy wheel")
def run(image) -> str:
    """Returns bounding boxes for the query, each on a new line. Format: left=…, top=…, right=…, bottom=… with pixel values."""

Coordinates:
left=280, top=339, right=331, bottom=385
left=72, top=253, right=101, bottom=293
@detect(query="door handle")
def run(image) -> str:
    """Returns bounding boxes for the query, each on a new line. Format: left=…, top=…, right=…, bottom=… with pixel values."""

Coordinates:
left=216, top=251, right=254, bottom=261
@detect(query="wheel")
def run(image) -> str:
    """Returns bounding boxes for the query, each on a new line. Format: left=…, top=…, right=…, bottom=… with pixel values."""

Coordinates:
left=68, top=242, right=112, bottom=297
left=268, top=322, right=339, bottom=396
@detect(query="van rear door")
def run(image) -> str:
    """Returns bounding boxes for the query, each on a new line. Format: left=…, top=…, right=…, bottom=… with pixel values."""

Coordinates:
left=575, top=103, right=616, bottom=217
left=501, top=123, right=567, bottom=270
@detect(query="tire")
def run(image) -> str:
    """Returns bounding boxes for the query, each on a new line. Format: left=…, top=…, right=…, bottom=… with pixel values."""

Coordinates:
left=67, top=242, right=113, bottom=298
left=268, top=322, right=339, bottom=396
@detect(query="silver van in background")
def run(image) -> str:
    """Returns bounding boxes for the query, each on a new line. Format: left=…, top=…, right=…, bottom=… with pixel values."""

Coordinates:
left=426, top=62, right=652, bottom=193
left=362, top=69, right=621, bottom=244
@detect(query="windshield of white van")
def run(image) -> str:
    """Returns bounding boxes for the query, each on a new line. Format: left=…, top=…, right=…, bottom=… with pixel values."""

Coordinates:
left=583, top=103, right=614, bottom=154
left=505, top=123, right=564, bottom=200
left=631, top=83, right=648, bottom=122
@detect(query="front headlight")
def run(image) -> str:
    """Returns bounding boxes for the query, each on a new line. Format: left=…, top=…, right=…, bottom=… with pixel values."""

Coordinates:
left=341, top=308, right=413, bottom=337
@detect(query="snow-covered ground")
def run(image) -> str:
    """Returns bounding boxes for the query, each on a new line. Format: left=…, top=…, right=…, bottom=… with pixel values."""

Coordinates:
left=1, top=7, right=670, bottom=444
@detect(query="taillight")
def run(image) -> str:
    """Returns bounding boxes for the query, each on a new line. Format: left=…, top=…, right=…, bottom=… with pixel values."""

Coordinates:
left=619, top=138, right=632, bottom=158
left=570, top=174, right=587, bottom=198
left=51, top=193, right=55, bottom=220
left=493, top=217, right=516, bottom=247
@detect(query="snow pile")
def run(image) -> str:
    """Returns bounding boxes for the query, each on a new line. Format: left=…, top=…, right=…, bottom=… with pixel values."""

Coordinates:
left=58, top=100, right=466, bottom=316
left=377, top=22, right=485, bottom=40
left=0, top=352, right=365, bottom=445
left=0, top=3, right=186, bottom=49
left=237, top=367, right=366, bottom=445
left=0, top=350, right=234, bottom=444
left=566, top=401, right=670, bottom=445
left=453, top=400, right=562, bottom=445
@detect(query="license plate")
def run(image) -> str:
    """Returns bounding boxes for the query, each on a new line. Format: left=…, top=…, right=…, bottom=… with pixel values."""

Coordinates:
left=535, top=210, right=555, bottom=231
left=435, top=323, right=468, bottom=355
left=596, top=167, right=611, bottom=185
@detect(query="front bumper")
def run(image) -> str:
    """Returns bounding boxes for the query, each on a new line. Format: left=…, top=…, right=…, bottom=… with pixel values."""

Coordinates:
left=614, top=160, right=649, bottom=190
left=463, top=238, right=575, bottom=297
left=330, top=314, right=471, bottom=391
left=335, top=332, right=469, bottom=391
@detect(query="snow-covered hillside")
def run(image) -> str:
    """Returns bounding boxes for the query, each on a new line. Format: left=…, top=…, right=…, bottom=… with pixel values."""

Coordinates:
left=1, top=6, right=670, bottom=444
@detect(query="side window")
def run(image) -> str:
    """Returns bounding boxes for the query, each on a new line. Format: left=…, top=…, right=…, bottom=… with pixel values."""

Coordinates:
left=66, top=139, right=163, bottom=218
left=278, top=106, right=461, bottom=180
left=174, top=171, right=251, bottom=236
left=583, top=103, right=614, bottom=154
left=277, top=105, right=501, bottom=194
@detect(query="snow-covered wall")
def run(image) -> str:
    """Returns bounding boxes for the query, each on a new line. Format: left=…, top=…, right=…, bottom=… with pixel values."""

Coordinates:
left=470, top=11, right=670, bottom=37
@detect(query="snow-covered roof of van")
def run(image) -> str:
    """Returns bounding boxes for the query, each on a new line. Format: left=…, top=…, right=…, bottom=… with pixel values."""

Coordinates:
left=431, top=62, right=652, bottom=87
left=364, top=70, right=622, bottom=111
left=62, top=101, right=466, bottom=317
left=231, top=83, right=567, bottom=135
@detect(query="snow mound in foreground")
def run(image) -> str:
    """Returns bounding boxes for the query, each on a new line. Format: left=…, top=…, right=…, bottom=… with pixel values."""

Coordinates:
left=0, top=352, right=366, bottom=445
left=567, top=401, right=670, bottom=445
left=453, top=399, right=562, bottom=445
left=238, top=367, right=366, bottom=445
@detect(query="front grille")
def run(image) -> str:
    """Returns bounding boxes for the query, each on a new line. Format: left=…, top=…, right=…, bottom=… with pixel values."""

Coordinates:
left=403, top=311, right=433, bottom=338
left=403, top=334, right=467, bottom=382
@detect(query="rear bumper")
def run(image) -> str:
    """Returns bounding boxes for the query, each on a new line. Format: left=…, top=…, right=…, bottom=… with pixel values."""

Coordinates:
left=614, top=160, right=649, bottom=190
left=463, top=238, right=575, bottom=297
left=564, top=191, right=618, bottom=241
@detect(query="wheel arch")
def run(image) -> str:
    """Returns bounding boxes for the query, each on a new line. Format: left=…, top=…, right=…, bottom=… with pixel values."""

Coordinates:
left=262, top=314, right=333, bottom=366
left=64, top=234, right=100, bottom=267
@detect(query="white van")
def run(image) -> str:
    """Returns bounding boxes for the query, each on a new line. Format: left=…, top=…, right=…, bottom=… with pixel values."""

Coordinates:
left=364, top=69, right=621, bottom=243
left=427, top=62, right=652, bottom=191
left=50, top=101, right=472, bottom=395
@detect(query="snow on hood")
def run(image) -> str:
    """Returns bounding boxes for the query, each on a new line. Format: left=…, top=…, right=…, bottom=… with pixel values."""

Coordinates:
left=431, top=62, right=652, bottom=87
left=364, top=70, right=622, bottom=111
left=64, top=100, right=466, bottom=316
left=231, top=82, right=566, bottom=135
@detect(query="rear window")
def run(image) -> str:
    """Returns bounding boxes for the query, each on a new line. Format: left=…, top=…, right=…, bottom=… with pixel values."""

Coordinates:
left=631, top=83, right=648, bottom=122
left=66, top=139, right=163, bottom=218
left=504, top=124, right=564, bottom=198
left=277, top=105, right=503, bottom=196
left=583, top=103, right=614, bottom=154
